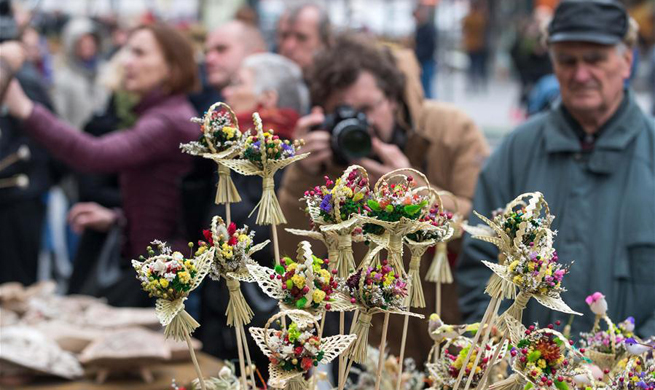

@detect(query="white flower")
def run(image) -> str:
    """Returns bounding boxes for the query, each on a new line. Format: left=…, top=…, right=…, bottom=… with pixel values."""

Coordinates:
left=172, top=252, right=184, bottom=262
left=164, top=272, right=176, bottom=281
left=152, top=260, right=166, bottom=274
left=218, top=365, right=233, bottom=379
left=282, top=344, right=295, bottom=356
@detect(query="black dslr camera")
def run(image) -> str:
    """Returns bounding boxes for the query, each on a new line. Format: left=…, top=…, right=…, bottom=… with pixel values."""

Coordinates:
left=315, top=105, right=372, bottom=165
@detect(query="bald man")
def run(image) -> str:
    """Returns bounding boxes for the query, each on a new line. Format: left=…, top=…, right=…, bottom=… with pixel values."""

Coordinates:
left=205, top=20, right=266, bottom=91
left=279, top=3, right=331, bottom=72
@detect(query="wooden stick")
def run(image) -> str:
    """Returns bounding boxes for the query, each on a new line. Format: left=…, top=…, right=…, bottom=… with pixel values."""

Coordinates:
left=234, top=324, right=249, bottom=390
left=318, top=312, right=327, bottom=338
left=185, top=331, right=207, bottom=390
left=340, top=355, right=356, bottom=390
left=271, top=224, right=281, bottom=265
left=239, top=323, right=256, bottom=388
left=395, top=313, right=410, bottom=390
left=463, top=298, right=503, bottom=390
left=436, top=281, right=442, bottom=316
left=477, top=332, right=508, bottom=390
left=226, top=203, right=232, bottom=225
left=452, top=296, right=499, bottom=390
left=339, top=310, right=361, bottom=390
left=338, top=312, right=345, bottom=389
left=312, top=312, right=328, bottom=386
left=395, top=286, right=415, bottom=390
left=375, top=313, right=390, bottom=390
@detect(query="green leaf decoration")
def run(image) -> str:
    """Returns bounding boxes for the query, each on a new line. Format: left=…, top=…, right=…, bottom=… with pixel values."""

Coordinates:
left=527, top=350, right=541, bottom=362
left=554, top=380, right=570, bottom=390
left=404, top=201, right=428, bottom=216
left=367, top=199, right=381, bottom=211
left=296, top=297, right=308, bottom=309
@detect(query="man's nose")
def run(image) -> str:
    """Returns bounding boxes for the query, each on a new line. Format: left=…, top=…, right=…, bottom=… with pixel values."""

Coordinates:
left=572, top=63, right=593, bottom=83
left=282, top=37, right=297, bottom=53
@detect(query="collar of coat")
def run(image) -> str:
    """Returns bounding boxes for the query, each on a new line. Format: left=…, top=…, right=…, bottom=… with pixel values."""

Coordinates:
left=543, top=89, right=647, bottom=175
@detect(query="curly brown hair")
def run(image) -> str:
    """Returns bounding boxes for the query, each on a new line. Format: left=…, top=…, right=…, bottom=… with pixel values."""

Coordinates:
left=308, top=33, right=406, bottom=109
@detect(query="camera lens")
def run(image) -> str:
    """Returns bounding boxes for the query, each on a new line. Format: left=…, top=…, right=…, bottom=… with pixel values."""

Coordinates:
left=332, top=119, right=371, bottom=159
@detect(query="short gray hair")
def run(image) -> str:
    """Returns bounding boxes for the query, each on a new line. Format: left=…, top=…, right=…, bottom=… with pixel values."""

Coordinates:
left=288, top=3, right=332, bottom=48
left=242, top=53, right=309, bottom=114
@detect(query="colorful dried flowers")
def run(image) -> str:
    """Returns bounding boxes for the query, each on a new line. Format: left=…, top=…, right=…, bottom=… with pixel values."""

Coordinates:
left=362, top=177, right=430, bottom=235
left=512, top=325, right=573, bottom=388
left=303, top=171, right=370, bottom=224
left=340, top=261, right=408, bottom=310
left=198, top=219, right=256, bottom=279
left=183, top=109, right=243, bottom=155
left=274, top=254, right=336, bottom=310
left=268, top=321, right=325, bottom=373
left=242, top=129, right=304, bottom=166
left=506, top=247, right=569, bottom=296
left=133, top=241, right=198, bottom=300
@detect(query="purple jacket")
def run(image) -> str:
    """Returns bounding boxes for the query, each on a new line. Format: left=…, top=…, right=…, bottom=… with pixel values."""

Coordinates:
left=23, top=91, right=198, bottom=258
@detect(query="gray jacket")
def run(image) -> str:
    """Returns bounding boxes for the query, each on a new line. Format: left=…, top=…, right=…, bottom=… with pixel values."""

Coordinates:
left=52, top=18, right=108, bottom=129
left=457, top=90, right=655, bottom=338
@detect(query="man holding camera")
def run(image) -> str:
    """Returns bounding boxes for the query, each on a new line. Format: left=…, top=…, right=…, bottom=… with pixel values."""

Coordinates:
left=277, top=33, right=489, bottom=362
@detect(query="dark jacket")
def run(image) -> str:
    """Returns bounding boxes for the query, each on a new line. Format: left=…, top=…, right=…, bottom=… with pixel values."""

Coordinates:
left=0, top=63, right=54, bottom=285
left=414, top=22, right=436, bottom=63
left=22, top=90, right=198, bottom=258
left=457, top=90, right=655, bottom=338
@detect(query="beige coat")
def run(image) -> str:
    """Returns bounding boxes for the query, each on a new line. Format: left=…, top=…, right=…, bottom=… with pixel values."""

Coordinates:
left=276, top=48, right=489, bottom=363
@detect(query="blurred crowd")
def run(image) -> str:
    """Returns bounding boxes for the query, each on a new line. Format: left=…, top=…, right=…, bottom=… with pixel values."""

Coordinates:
left=0, top=0, right=654, bottom=379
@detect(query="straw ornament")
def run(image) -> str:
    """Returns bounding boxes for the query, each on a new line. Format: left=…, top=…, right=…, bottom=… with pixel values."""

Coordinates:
left=220, top=113, right=308, bottom=226
left=249, top=310, right=356, bottom=389
left=132, top=241, right=212, bottom=340
left=182, top=102, right=244, bottom=204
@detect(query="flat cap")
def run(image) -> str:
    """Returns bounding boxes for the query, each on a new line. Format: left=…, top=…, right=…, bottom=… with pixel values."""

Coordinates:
left=548, top=0, right=628, bottom=45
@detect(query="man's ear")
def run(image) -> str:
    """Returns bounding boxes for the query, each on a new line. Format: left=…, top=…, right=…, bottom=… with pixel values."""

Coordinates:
left=622, top=46, right=634, bottom=80
left=259, top=89, right=279, bottom=108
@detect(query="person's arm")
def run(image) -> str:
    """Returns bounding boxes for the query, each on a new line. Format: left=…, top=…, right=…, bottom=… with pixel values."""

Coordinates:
left=21, top=102, right=184, bottom=173
left=4, top=77, right=187, bottom=173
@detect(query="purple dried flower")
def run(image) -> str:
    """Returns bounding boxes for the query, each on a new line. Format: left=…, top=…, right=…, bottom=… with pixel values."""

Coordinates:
left=320, top=194, right=333, bottom=213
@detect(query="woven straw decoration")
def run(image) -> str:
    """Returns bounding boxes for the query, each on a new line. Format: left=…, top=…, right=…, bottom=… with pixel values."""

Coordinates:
left=249, top=310, right=356, bottom=389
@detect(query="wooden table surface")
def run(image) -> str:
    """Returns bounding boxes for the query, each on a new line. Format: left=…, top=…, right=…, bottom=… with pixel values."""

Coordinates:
left=5, top=352, right=223, bottom=390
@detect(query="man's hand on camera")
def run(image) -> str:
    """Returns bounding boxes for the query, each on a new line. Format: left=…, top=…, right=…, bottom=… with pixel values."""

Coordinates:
left=295, top=107, right=332, bottom=175
left=294, top=106, right=325, bottom=138
left=356, top=137, right=411, bottom=183
left=298, top=131, right=332, bottom=175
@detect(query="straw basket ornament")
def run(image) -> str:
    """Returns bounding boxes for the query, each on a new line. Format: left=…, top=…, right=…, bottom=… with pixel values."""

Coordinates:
left=247, top=241, right=357, bottom=319
left=301, top=165, right=371, bottom=278
left=249, top=310, right=356, bottom=390
left=132, top=241, right=213, bottom=341
left=403, top=188, right=453, bottom=308
left=201, top=215, right=270, bottom=327
left=359, top=168, right=435, bottom=278
left=220, top=113, right=308, bottom=226
left=426, top=335, right=505, bottom=390
left=182, top=102, right=244, bottom=205
left=336, top=262, right=423, bottom=364
left=489, top=316, right=583, bottom=390
left=583, top=315, right=619, bottom=372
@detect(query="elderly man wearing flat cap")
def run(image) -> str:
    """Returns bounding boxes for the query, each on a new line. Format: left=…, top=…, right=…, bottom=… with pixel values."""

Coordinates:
left=457, top=0, right=655, bottom=337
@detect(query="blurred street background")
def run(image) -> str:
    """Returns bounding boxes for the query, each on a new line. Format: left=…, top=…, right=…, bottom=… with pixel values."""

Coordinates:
left=15, top=0, right=654, bottom=147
